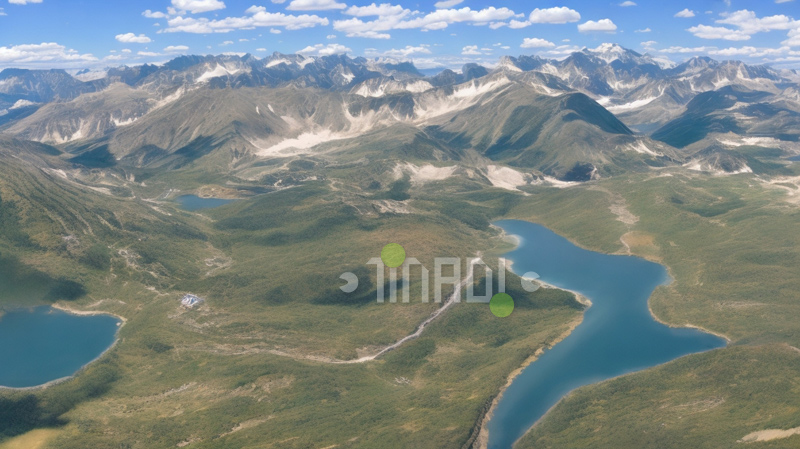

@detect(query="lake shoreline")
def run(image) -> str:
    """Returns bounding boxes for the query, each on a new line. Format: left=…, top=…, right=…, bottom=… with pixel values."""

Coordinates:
left=476, top=221, right=727, bottom=449
left=647, top=301, right=732, bottom=343
left=0, top=304, right=125, bottom=391
left=474, top=307, right=586, bottom=449
left=51, top=303, right=128, bottom=324
left=474, top=228, right=592, bottom=449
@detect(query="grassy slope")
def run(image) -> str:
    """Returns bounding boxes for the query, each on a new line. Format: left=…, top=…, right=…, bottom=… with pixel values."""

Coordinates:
left=0, top=150, right=586, bottom=448
left=5, top=130, right=800, bottom=448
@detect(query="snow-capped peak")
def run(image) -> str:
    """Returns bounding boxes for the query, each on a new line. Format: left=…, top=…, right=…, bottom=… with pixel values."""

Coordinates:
left=497, top=56, right=522, bottom=72
left=586, top=43, right=629, bottom=63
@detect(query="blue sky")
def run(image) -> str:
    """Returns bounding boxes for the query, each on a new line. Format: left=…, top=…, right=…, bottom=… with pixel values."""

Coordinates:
left=1, top=0, right=799, bottom=71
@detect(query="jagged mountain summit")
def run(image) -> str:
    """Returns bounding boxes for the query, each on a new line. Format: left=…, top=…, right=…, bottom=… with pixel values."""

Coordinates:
left=1, top=44, right=798, bottom=180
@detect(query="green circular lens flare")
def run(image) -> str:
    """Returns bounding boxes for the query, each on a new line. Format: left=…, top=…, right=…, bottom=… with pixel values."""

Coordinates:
left=490, top=293, right=514, bottom=318
left=381, top=243, right=406, bottom=268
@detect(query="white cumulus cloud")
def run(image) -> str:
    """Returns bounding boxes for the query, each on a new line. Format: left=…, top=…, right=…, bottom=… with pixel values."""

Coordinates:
left=657, top=46, right=712, bottom=53
left=578, top=19, right=617, bottom=33
left=783, top=29, right=800, bottom=46
left=675, top=9, right=696, bottom=18
left=0, top=42, right=96, bottom=67
left=171, top=0, right=225, bottom=13
left=298, top=43, right=351, bottom=55
left=521, top=37, right=555, bottom=48
left=115, top=33, right=152, bottom=43
left=287, top=0, right=346, bottom=10
left=161, top=7, right=329, bottom=33
left=461, top=45, right=481, bottom=55
left=163, top=45, right=189, bottom=52
left=334, top=6, right=516, bottom=38
left=708, top=46, right=790, bottom=56
left=529, top=7, right=581, bottom=24
left=687, top=24, right=751, bottom=40
left=345, top=3, right=407, bottom=17
left=8, top=0, right=43, bottom=4
left=143, top=10, right=167, bottom=18
left=716, top=9, right=799, bottom=33
left=434, top=0, right=463, bottom=7
left=508, top=20, right=531, bottom=29
left=365, top=45, right=431, bottom=58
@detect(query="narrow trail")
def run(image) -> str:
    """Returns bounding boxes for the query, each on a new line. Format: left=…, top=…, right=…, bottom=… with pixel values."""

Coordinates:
left=333, top=271, right=475, bottom=364
left=253, top=271, right=476, bottom=365
left=178, top=258, right=481, bottom=364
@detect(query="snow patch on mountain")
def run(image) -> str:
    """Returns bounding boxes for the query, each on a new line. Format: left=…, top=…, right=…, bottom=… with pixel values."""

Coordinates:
left=606, top=96, right=659, bottom=112
left=10, top=99, right=38, bottom=109
left=684, top=160, right=753, bottom=175
left=352, top=79, right=433, bottom=98
left=73, top=70, right=108, bottom=82
left=151, top=87, right=185, bottom=110
left=405, top=80, right=434, bottom=93
left=650, top=56, right=677, bottom=70
left=542, top=177, right=580, bottom=188
left=485, top=165, right=528, bottom=191
left=414, top=76, right=511, bottom=121
left=717, top=136, right=784, bottom=147
left=266, top=59, right=290, bottom=68
left=44, top=119, right=92, bottom=144
left=111, top=114, right=138, bottom=127
left=195, top=65, right=242, bottom=84
left=297, top=57, right=315, bottom=69
left=394, top=163, right=457, bottom=185
left=254, top=129, right=343, bottom=157
left=497, top=57, right=523, bottom=72
left=254, top=104, right=388, bottom=157
left=623, top=141, right=660, bottom=156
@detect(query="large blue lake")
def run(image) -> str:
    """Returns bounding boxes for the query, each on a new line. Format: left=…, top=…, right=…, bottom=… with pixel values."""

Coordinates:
left=0, top=306, right=121, bottom=388
left=487, top=220, right=726, bottom=449
left=176, top=195, right=236, bottom=211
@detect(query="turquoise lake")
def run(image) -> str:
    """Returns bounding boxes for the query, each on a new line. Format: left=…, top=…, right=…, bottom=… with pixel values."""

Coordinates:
left=487, top=220, right=726, bottom=449
left=0, top=306, right=121, bottom=388
left=176, top=195, right=236, bottom=211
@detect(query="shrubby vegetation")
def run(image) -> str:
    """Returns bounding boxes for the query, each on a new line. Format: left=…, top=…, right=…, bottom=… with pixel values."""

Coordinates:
left=0, top=357, right=118, bottom=440
left=2, top=134, right=800, bottom=448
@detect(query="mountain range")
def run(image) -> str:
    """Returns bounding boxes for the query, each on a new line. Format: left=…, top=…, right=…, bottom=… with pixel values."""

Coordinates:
left=1, top=44, right=799, bottom=183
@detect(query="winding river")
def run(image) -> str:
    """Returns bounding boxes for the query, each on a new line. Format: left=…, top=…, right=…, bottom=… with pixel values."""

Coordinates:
left=486, top=220, right=726, bottom=449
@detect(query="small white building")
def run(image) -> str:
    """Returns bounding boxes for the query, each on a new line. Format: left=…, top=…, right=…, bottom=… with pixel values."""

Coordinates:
left=181, top=294, right=204, bottom=308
